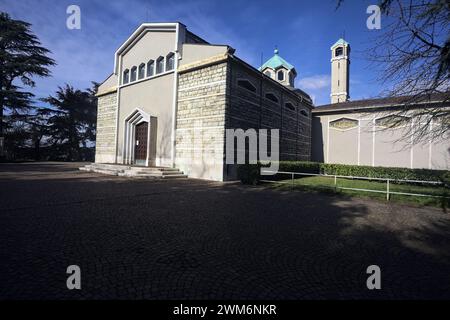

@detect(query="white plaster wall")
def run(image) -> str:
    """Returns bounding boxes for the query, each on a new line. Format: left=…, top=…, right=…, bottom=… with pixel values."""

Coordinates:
left=313, top=111, right=450, bottom=170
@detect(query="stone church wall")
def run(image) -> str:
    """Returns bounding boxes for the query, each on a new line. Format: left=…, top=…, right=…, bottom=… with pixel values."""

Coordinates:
left=95, top=91, right=117, bottom=163
left=175, top=62, right=228, bottom=181
left=225, top=60, right=312, bottom=178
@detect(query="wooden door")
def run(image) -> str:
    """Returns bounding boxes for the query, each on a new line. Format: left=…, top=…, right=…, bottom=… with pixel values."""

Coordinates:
left=134, top=122, right=148, bottom=164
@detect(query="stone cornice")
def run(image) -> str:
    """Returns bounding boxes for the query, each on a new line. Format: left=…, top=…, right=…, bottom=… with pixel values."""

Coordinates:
left=96, top=87, right=117, bottom=97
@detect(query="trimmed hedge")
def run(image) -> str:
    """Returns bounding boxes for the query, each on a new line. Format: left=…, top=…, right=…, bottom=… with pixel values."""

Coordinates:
left=320, top=163, right=446, bottom=182
left=278, top=161, right=321, bottom=174
left=238, top=161, right=449, bottom=184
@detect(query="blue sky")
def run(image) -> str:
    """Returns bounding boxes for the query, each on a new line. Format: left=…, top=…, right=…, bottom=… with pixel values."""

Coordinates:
left=2, top=0, right=389, bottom=106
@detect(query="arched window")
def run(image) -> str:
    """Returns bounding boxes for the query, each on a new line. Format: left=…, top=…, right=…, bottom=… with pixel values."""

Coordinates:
left=264, top=71, right=271, bottom=77
left=265, top=93, right=279, bottom=103
left=285, top=102, right=295, bottom=111
left=166, top=53, right=175, bottom=71
left=147, top=60, right=154, bottom=77
left=237, top=79, right=256, bottom=93
left=123, top=69, right=130, bottom=84
left=277, top=70, right=284, bottom=81
left=138, top=63, right=145, bottom=80
left=300, top=109, right=308, bottom=117
left=130, top=66, right=137, bottom=82
left=335, top=47, right=343, bottom=57
left=156, top=56, right=164, bottom=74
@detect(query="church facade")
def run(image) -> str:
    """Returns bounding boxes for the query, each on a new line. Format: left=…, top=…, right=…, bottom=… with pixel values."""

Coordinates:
left=95, top=23, right=313, bottom=181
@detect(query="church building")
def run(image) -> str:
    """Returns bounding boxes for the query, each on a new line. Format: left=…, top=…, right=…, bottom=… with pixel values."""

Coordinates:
left=91, top=23, right=449, bottom=181
left=93, top=22, right=313, bottom=181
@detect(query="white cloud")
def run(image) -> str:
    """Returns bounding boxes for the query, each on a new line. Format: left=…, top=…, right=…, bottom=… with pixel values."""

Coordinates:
left=296, top=74, right=330, bottom=90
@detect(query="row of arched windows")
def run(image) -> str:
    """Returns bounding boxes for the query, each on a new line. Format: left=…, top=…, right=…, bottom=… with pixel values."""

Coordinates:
left=122, top=52, right=175, bottom=85
left=237, top=79, right=309, bottom=117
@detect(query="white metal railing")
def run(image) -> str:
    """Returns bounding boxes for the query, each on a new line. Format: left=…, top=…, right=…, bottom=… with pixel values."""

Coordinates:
left=260, top=170, right=448, bottom=201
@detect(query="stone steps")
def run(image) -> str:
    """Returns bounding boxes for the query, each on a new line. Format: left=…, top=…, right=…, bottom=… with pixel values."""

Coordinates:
left=79, top=163, right=187, bottom=179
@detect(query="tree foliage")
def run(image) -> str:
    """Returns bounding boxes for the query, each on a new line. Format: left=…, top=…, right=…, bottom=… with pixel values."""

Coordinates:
left=0, top=12, right=55, bottom=137
left=40, top=83, right=98, bottom=161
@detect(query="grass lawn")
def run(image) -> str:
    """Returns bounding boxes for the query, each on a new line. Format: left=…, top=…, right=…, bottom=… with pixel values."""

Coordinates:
left=265, top=176, right=450, bottom=208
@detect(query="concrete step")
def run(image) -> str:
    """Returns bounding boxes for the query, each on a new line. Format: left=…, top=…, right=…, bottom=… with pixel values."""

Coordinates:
left=79, top=163, right=187, bottom=179
left=126, top=167, right=180, bottom=173
left=92, top=168, right=124, bottom=176
left=161, top=174, right=188, bottom=179
left=132, top=170, right=183, bottom=176
left=90, top=163, right=131, bottom=170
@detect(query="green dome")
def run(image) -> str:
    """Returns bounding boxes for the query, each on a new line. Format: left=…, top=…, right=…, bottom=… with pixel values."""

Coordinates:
left=331, top=38, right=349, bottom=49
left=259, top=49, right=295, bottom=72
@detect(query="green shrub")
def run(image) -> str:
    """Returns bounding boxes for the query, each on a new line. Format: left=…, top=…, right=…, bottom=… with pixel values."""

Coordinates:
left=237, top=163, right=261, bottom=185
left=238, top=161, right=449, bottom=184
left=278, top=161, right=321, bottom=174
left=440, top=171, right=450, bottom=188
left=320, top=163, right=446, bottom=182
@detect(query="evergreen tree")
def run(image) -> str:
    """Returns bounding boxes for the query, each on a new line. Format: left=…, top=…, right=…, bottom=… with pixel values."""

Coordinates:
left=42, top=84, right=97, bottom=161
left=0, top=12, right=55, bottom=143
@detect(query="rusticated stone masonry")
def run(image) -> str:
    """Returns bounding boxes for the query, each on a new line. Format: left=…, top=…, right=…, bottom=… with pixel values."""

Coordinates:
left=95, top=91, right=117, bottom=164
left=175, top=62, right=228, bottom=181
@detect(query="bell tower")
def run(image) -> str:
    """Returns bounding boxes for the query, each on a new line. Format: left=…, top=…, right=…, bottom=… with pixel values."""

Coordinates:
left=330, top=38, right=350, bottom=103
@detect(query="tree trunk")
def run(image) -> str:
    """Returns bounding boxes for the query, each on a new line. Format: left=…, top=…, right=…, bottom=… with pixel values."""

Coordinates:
left=0, top=104, right=3, bottom=138
left=34, top=136, right=41, bottom=161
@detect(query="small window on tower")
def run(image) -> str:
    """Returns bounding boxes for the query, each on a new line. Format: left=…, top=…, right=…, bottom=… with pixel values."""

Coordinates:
left=335, top=47, right=343, bottom=57
left=264, top=71, right=271, bottom=77
left=278, top=70, right=284, bottom=81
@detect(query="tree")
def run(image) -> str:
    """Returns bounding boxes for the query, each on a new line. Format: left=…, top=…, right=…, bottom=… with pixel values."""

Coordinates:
left=337, top=0, right=450, bottom=142
left=2, top=114, right=30, bottom=160
left=42, top=84, right=97, bottom=161
left=0, top=12, right=55, bottom=143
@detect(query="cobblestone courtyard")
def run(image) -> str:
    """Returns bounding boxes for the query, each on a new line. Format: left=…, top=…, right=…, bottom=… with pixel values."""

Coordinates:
left=1, top=162, right=449, bottom=299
